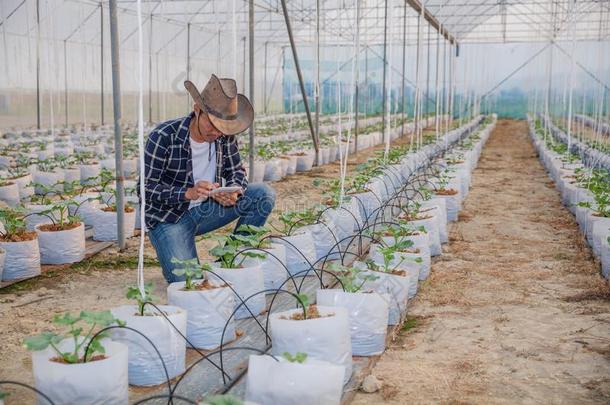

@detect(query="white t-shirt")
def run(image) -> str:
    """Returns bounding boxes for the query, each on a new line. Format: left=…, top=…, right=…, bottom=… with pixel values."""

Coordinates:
left=188, top=138, right=216, bottom=209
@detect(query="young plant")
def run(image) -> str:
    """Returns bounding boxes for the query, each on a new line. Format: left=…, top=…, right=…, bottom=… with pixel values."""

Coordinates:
left=0, top=206, right=31, bottom=241
left=235, top=224, right=272, bottom=249
left=39, top=200, right=81, bottom=229
left=329, top=262, right=379, bottom=293
left=126, top=282, right=156, bottom=316
left=23, top=310, right=124, bottom=363
left=282, top=352, right=308, bottom=364
left=206, top=233, right=266, bottom=269
left=171, top=257, right=212, bottom=289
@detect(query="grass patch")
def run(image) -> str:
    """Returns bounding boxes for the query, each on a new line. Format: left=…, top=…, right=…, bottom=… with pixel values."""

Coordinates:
left=401, top=316, right=418, bottom=332
left=71, top=255, right=160, bottom=271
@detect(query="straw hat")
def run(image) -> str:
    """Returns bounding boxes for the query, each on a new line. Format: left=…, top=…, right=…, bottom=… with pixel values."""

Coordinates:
left=184, top=74, right=254, bottom=136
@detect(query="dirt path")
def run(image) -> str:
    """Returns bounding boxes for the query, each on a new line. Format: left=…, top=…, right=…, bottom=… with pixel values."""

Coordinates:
left=353, top=119, right=610, bottom=404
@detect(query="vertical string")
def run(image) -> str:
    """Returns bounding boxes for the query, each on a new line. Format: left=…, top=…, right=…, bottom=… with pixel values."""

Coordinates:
left=136, top=0, right=147, bottom=297
left=384, top=0, right=394, bottom=158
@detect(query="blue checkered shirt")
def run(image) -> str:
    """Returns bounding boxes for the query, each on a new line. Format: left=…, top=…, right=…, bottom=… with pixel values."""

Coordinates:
left=142, top=112, right=248, bottom=229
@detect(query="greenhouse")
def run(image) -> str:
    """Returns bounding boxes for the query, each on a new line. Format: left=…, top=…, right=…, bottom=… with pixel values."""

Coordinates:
left=0, top=0, right=609, bottom=403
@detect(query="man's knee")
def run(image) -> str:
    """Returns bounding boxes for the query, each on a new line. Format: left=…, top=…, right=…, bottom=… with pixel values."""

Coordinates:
left=244, top=182, right=276, bottom=215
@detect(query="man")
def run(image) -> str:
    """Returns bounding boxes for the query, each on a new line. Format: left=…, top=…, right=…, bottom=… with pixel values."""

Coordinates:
left=143, top=75, right=275, bottom=283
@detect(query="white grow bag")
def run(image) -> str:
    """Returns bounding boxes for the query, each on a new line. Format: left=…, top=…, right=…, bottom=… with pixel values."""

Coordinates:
left=111, top=305, right=187, bottom=386
left=35, top=222, right=86, bottom=264
left=421, top=199, right=448, bottom=244
left=406, top=214, right=442, bottom=257
left=242, top=243, right=288, bottom=291
left=246, top=355, right=344, bottom=405
left=167, top=281, right=236, bottom=349
left=13, top=173, right=35, bottom=199
left=434, top=192, right=461, bottom=222
left=354, top=263, right=410, bottom=325
left=70, top=193, right=101, bottom=226
left=92, top=208, right=136, bottom=241
left=272, top=231, right=317, bottom=277
left=316, top=289, right=388, bottom=356
left=0, top=238, right=41, bottom=281
left=300, top=222, right=341, bottom=262
left=0, top=248, right=5, bottom=281
left=591, top=217, right=610, bottom=258
left=32, top=339, right=128, bottom=405
left=382, top=233, right=431, bottom=280
left=208, top=263, right=266, bottom=320
left=33, top=170, right=64, bottom=194
left=369, top=244, right=421, bottom=298
left=270, top=306, right=353, bottom=385
left=0, top=182, right=20, bottom=206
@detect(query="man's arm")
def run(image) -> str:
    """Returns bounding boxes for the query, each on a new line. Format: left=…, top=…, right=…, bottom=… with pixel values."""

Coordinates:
left=222, top=136, right=248, bottom=189
left=144, top=129, right=189, bottom=205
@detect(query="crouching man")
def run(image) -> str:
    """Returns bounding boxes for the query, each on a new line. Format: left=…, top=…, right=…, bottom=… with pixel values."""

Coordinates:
left=143, top=75, right=275, bottom=282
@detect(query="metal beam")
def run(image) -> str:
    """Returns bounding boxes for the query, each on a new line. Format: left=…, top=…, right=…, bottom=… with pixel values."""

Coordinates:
left=279, top=0, right=319, bottom=164
left=405, top=0, right=458, bottom=45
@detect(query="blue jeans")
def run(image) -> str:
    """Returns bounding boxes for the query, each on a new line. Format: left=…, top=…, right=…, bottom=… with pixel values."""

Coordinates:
left=149, top=183, right=276, bottom=283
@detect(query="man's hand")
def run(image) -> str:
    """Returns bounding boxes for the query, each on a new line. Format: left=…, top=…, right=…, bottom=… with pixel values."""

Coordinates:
left=211, top=189, right=242, bottom=207
left=185, top=181, right=219, bottom=201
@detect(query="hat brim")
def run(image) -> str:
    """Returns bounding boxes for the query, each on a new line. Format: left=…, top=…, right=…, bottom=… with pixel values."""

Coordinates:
left=207, top=94, right=254, bottom=136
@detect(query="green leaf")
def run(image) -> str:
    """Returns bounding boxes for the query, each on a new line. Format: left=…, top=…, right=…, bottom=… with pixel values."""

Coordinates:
left=23, top=332, right=61, bottom=351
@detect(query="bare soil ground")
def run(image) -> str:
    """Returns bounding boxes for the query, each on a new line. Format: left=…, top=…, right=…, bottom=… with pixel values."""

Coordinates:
left=0, top=131, right=412, bottom=396
left=352, top=119, right=610, bottom=404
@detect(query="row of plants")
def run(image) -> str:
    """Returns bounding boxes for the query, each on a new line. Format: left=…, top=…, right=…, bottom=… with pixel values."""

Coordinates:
left=529, top=115, right=610, bottom=279
left=3, top=114, right=497, bottom=404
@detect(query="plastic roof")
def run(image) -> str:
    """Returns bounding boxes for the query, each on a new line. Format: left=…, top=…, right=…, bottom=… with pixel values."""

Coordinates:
left=2, top=0, right=609, bottom=53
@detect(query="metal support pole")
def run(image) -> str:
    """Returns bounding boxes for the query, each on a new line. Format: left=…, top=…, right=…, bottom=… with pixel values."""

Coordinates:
left=354, top=0, right=361, bottom=151
left=426, top=23, right=431, bottom=117
left=248, top=0, right=255, bottom=181
left=314, top=0, right=320, bottom=154
left=414, top=8, right=422, bottom=138
left=186, top=22, right=191, bottom=110
left=381, top=0, right=389, bottom=141
left=434, top=28, right=440, bottom=137
left=279, top=0, right=319, bottom=164
left=148, top=14, right=153, bottom=124
left=364, top=47, right=368, bottom=118
left=264, top=41, right=268, bottom=115
left=100, top=2, right=105, bottom=126
left=400, top=0, right=407, bottom=137
left=242, top=37, right=246, bottom=90
left=108, top=0, right=126, bottom=251
left=64, top=40, right=68, bottom=127
left=36, top=0, right=40, bottom=129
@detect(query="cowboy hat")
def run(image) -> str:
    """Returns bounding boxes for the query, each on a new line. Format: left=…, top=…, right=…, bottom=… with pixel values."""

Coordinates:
left=184, top=75, right=254, bottom=136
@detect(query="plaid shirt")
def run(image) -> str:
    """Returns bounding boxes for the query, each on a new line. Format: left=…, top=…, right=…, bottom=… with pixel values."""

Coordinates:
left=142, top=112, right=248, bottom=229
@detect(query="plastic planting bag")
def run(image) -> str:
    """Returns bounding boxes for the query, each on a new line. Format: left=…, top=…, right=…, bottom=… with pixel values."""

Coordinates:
left=246, top=355, right=344, bottom=405
left=264, top=159, right=283, bottom=181
left=271, top=231, right=317, bottom=277
left=70, top=194, right=101, bottom=226
left=35, top=223, right=86, bottom=264
left=381, top=233, right=431, bottom=280
left=0, top=238, right=41, bottom=281
left=601, top=238, right=610, bottom=279
left=434, top=193, right=461, bottom=222
left=322, top=207, right=356, bottom=250
left=300, top=222, right=341, bottom=262
left=591, top=217, right=610, bottom=258
left=242, top=242, right=287, bottom=291
left=422, top=198, right=449, bottom=244
left=167, top=281, right=236, bottom=349
left=32, top=339, right=129, bottom=405
left=407, top=215, right=441, bottom=257
left=0, top=182, right=20, bottom=206
left=111, top=305, right=187, bottom=386
left=269, top=306, right=353, bottom=385
left=208, top=264, right=266, bottom=320
left=295, top=153, right=315, bottom=172
left=92, top=208, right=136, bottom=241
left=353, top=262, right=410, bottom=325
left=369, top=244, right=421, bottom=298
left=350, top=191, right=382, bottom=225
left=316, top=289, right=389, bottom=356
